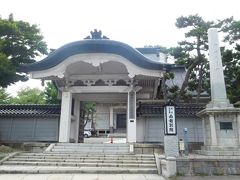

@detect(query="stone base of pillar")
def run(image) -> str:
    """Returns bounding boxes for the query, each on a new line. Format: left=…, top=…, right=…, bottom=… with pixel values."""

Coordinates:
left=164, top=136, right=179, bottom=157
left=109, top=127, right=114, bottom=133
left=197, top=107, right=240, bottom=155
left=206, top=100, right=233, bottom=109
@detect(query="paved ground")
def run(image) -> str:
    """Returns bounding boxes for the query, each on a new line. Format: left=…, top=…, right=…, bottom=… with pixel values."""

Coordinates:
left=177, top=176, right=240, bottom=180
left=0, top=174, right=240, bottom=180
left=0, top=174, right=164, bottom=180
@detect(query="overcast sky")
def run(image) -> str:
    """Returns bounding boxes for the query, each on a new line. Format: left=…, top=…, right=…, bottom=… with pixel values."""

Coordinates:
left=2, top=0, right=240, bottom=96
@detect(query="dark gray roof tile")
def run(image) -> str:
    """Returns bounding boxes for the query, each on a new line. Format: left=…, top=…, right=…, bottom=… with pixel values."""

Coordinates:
left=137, top=103, right=205, bottom=118
left=0, top=104, right=60, bottom=117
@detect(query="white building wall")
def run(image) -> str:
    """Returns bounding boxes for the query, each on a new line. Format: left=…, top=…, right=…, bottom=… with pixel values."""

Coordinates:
left=136, top=117, right=145, bottom=142
left=95, top=103, right=110, bottom=130
left=142, top=117, right=203, bottom=143
left=93, top=103, right=204, bottom=143
left=177, top=117, right=203, bottom=142
left=95, top=103, right=127, bottom=131
left=144, top=116, right=164, bottom=142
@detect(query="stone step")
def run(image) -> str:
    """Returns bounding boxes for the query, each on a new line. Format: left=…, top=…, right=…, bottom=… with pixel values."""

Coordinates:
left=53, top=147, right=129, bottom=151
left=16, top=156, right=155, bottom=162
left=15, top=157, right=155, bottom=162
left=18, top=152, right=154, bottom=157
left=9, top=158, right=155, bottom=164
left=0, top=166, right=158, bottom=174
left=50, top=144, right=130, bottom=154
left=3, top=161, right=156, bottom=168
left=14, top=155, right=155, bottom=159
left=46, top=151, right=130, bottom=155
left=55, top=143, right=129, bottom=147
left=51, top=150, right=129, bottom=153
left=53, top=145, right=129, bottom=149
left=17, top=153, right=155, bottom=159
left=53, top=147, right=130, bottom=150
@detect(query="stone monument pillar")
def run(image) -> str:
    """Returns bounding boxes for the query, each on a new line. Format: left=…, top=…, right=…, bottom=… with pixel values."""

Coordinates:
left=197, top=28, right=240, bottom=156
left=163, top=102, right=179, bottom=157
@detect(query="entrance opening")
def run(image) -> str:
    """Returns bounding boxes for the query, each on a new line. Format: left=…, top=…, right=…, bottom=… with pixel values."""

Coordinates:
left=117, top=114, right=126, bottom=129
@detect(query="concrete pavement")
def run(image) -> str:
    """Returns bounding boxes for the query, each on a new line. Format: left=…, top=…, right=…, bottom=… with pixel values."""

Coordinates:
left=177, top=176, right=240, bottom=180
left=1, top=174, right=240, bottom=180
left=0, top=174, right=164, bottom=180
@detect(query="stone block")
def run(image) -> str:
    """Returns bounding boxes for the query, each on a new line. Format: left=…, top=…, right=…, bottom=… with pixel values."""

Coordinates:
left=162, top=157, right=177, bottom=178
left=233, top=151, right=240, bottom=156
left=153, top=148, right=163, bottom=154
left=134, top=147, right=143, bottom=154
left=143, top=148, right=154, bottom=154
left=219, top=151, right=234, bottom=156
left=164, top=136, right=179, bottom=157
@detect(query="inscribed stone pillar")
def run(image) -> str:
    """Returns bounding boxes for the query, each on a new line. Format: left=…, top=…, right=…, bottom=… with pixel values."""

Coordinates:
left=59, top=91, right=72, bottom=142
left=127, top=91, right=136, bottom=143
left=207, top=28, right=232, bottom=108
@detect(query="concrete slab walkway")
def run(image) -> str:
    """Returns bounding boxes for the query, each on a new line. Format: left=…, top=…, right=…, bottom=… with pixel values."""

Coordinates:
left=0, top=174, right=164, bottom=180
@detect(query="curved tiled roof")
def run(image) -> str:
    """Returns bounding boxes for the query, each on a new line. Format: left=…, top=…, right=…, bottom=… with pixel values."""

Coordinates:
left=19, top=39, right=183, bottom=72
left=0, top=104, right=60, bottom=117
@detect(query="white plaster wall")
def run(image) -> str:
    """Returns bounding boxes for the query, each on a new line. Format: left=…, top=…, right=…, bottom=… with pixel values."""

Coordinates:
left=144, top=116, right=164, bottom=142
left=143, top=116, right=203, bottom=143
left=177, top=118, right=203, bottom=142
left=136, top=117, right=145, bottom=142
left=95, top=103, right=110, bottom=130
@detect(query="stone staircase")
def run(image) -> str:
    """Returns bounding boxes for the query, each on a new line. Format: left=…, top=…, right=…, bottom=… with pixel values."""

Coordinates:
left=0, top=143, right=158, bottom=174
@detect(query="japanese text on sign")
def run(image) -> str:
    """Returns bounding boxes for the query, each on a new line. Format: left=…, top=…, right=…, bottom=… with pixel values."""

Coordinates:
left=164, top=105, right=176, bottom=135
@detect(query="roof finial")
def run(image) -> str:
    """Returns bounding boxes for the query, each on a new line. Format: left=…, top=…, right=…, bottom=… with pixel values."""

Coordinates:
left=84, top=29, right=109, bottom=40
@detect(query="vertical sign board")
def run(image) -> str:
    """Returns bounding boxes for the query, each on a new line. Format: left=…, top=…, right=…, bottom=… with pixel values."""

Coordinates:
left=164, top=105, right=177, bottom=135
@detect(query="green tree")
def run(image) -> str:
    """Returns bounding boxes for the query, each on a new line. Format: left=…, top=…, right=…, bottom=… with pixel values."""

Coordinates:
left=0, top=88, right=12, bottom=104
left=43, top=82, right=60, bottom=104
left=220, top=17, right=240, bottom=103
left=170, top=15, right=240, bottom=104
left=11, top=87, right=45, bottom=104
left=0, top=14, right=47, bottom=87
left=169, top=15, right=216, bottom=102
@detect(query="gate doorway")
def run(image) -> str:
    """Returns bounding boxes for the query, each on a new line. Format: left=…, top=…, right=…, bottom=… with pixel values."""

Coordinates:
left=117, top=114, right=126, bottom=129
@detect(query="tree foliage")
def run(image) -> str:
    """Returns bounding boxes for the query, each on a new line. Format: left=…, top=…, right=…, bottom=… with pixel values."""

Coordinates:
left=0, top=14, right=47, bottom=87
left=81, top=102, right=96, bottom=128
left=220, top=17, right=240, bottom=103
left=11, top=87, right=45, bottom=104
left=169, top=15, right=240, bottom=103
left=169, top=14, right=215, bottom=102
left=0, top=88, right=12, bottom=104
left=43, top=82, right=60, bottom=104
